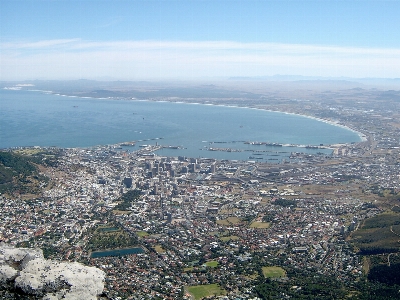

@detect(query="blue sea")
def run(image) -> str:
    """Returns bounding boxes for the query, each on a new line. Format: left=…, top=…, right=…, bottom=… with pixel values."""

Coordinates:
left=0, top=89, right=362, bottom=161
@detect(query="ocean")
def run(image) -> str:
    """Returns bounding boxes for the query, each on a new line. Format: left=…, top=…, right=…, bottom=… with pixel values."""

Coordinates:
left=0, top=89, right=362, bottom=161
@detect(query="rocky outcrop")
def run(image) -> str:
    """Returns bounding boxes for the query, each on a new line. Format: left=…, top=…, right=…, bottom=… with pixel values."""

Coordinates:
left=0, top=264, right=18, bottom=283
left=0, top=244, right=105, bottom=299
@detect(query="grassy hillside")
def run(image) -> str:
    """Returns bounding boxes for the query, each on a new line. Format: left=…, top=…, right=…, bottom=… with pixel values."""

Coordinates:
left=350, top=212, right=400, bottom=254
left=0, top=149, right=58, bottom=196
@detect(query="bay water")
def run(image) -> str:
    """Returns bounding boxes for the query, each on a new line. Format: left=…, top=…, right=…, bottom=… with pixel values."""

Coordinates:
left=0, top=89, right=361, bottom=161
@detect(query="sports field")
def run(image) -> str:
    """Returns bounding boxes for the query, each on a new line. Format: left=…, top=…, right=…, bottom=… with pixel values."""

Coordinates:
left=187, top=284, right=226, bottom=299
left=262, top=266, right=286, bottom=278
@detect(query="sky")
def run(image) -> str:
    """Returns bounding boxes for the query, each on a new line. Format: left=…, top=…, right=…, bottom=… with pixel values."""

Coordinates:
left=1, top=0, right=400, bottom=80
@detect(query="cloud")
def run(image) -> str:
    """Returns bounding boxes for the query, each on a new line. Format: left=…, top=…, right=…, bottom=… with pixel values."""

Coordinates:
left=1, top=39, right=400, bottom=80
left=1, top=39, right=81, bottom=50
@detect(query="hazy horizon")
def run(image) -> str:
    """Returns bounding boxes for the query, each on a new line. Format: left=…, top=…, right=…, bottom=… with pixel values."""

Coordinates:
left=1, top=1, right=400, bottom=81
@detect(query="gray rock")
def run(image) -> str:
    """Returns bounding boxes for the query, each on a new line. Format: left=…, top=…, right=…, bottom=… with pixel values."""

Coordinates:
left=0, top=265, right=18, bottom=283
left=0, top=244, right=105, bottom=299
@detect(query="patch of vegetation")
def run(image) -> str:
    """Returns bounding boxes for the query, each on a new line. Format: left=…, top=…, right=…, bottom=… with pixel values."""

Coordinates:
left=246, top=273, right=259, bottom=280
left=362, top=212, right=400, bottom=229
left=42, top=245, right=59, bottom=259
left=112, top=210, right=131, bottom=215
left=352, top=227, right=400, bottom=254
left=242, top=214, right=256, bottom=223
left=250, top=221, right=271, bottom=229
left=187, top=284, right=226, bottom=300
left=154, top=245, right=165, bottom=253
left=368, top=263, right=400, bottom=285
left=354, top=280, right=400, bottom=299
left=205, top=261, right=218, bottom=267
left=254, top=265, right=400, bottom=300
left=255, top=272, right=346, bottom=300
left=0, top=149, right=58, bottom=195
left=350, top=212, right=400, bottom=254
left=0, top=164, right=13, bottom=185
left=16, top=241, right=32, bottom=248
left=392, top=205, right=400, bottom=212
left=0, top=151, right=37, bottom=180
left=371, top=186, right=398, bottom=198
left=262, top=266, right=286, bottom=278
left=97, top=227, right=120, bottom=233
left=113, top=189, right=141, bottom=211
left=220, top=235, right=239, bottom=242
left=216, top=216, right=241, bottom=226
left=273, top=198, right=297, bottom=207
left=136, top=231, right=149, bottom=237
left=262, top=213, right=276, bottom=222
left=88, top=224, right=138, bottom=251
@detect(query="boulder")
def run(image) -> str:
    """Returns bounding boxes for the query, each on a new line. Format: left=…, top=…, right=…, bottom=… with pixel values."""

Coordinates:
left=0, top=244, right=105, bottom=299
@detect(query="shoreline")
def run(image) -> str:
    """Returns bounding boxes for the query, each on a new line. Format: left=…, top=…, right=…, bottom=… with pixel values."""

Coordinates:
left=3, top=87, right=366, bottom=146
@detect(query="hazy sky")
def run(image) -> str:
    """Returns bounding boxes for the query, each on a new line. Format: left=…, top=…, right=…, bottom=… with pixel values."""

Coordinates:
left=1, top=0, right=400, bottom=80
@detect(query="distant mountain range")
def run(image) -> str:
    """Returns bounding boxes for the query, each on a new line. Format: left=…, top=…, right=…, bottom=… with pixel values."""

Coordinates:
left=228, top=75, right=400, bottom=82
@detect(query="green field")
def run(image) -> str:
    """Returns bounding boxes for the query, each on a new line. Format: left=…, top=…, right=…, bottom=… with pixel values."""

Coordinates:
left=136, top=231, right=149, bottom=237
left=205, top=261, right=218, bottom=267
left=262, top=266, right=286, bottom=278
left=187, top=284, right=226, bottom=299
